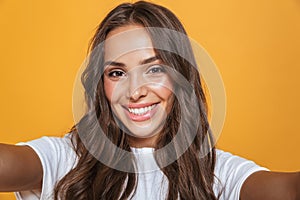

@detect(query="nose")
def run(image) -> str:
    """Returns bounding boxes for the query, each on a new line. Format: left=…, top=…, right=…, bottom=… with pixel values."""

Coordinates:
left=126, top=73, right=148, bottom=101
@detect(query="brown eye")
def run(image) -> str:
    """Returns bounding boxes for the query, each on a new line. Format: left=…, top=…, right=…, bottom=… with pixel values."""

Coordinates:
left=108, top=70, right=126, bottom=77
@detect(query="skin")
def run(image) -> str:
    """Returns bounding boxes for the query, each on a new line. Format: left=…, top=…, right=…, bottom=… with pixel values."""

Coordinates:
left=0, top=24, right=299, bottom=199
left=240, top=171, right=300, bottom=200
left=103, top=25, right=174, bottom=147
left=0, top=144, right=42, bottom=192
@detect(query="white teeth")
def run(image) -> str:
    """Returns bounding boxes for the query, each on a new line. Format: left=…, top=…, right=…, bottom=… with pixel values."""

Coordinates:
left=128, top=104, right=156, bottom=115
left=134, top=108, right=138, bottom=113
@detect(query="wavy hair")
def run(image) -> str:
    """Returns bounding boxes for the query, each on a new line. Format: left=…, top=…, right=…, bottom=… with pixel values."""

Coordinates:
left=54, top=1, right=218, bottom=199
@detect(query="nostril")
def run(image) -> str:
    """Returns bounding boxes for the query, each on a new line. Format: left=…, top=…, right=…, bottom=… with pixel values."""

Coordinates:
left=130, top=89, right=142, bottom=101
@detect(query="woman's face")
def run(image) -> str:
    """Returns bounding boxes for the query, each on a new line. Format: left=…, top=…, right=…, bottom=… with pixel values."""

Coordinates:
left=103, top=25, right=174, bottom=147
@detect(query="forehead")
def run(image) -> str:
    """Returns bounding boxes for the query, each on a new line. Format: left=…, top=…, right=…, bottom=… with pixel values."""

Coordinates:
left=104, top=25, right=155, bottom=62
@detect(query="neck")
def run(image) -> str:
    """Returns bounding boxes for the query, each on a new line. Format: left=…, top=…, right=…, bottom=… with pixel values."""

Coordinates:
left=128, top=134, right=158, bottom=148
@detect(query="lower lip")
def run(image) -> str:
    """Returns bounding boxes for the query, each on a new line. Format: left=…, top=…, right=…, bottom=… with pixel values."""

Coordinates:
left=125, top=104, right=158, bottom=122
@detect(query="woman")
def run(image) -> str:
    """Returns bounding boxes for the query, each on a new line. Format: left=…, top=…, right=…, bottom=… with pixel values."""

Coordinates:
left=0, top=1, right=299, bottom=200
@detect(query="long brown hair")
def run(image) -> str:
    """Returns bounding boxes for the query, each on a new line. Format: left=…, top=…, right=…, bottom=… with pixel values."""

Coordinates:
left=54, top=1, right=218, bottom=199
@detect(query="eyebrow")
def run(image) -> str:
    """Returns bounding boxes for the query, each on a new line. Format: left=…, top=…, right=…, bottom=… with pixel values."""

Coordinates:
left=104, top=56, right=159, bottom=67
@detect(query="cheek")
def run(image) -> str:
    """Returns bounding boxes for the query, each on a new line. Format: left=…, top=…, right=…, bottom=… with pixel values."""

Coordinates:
left=161, top=87, right=173, bottom=101
left=103, top=78, right=114, bottom=103
left=104, top=78, right=125, bottom=104
left=151, top=78, right=174, bottom=106
left=161, top=77, right=174, bottom=101
left=161, top=78, right=174, bottom=111
left=156, top=86, right=174, bottom=115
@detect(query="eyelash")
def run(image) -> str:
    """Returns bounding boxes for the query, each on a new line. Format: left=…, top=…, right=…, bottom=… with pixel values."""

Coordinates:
left=147, top=65, right=165, bottom=74
left=107, top=65, right=165, bottom=79
left=108, top=70, right=126, bottom=77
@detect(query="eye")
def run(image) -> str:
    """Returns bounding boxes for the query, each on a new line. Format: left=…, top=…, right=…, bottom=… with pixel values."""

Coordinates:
left=108, top=70, right=126, bottom=77
left=147, top=65, right=165, bottom=74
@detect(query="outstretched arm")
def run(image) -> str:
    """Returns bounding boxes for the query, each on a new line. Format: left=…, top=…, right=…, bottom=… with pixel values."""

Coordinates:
left=0, top=143, right=43, bottom=192
left=240, top=171, right=300, bottom=200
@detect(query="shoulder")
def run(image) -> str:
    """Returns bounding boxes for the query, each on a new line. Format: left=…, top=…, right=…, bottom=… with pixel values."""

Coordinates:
left=18, top=134, right=77, bottom=164
left=19, top=133, right=78, bottom=171
left=215, top=149, right=268, bottom=173
left=16, top=134, right=78, bottom=200
left=213, top=149, right=268, bottom=200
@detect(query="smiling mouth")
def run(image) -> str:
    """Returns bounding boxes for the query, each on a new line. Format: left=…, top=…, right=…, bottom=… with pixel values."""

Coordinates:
left=128, top=104, right=157, bottom=115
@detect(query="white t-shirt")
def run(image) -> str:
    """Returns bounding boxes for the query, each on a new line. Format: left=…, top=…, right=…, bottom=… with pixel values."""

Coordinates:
left=15, top=135, right=268, bottom=200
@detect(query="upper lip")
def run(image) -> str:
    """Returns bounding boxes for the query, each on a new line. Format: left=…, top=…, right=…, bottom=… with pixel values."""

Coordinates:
left=124, top=102, right=158, bottom=109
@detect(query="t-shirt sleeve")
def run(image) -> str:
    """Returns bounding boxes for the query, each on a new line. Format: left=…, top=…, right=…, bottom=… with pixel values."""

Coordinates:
left=14, top=134, right=77, bottom=200
left=213, top=149, right=269, bottom=200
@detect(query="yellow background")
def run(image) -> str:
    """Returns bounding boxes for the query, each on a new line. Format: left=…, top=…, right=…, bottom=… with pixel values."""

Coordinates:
left=1, top=0, right=300, bottom=199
